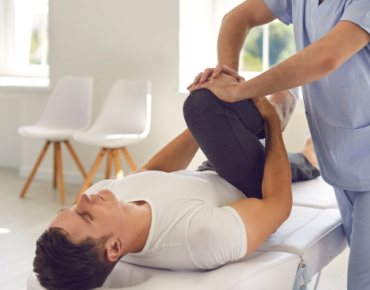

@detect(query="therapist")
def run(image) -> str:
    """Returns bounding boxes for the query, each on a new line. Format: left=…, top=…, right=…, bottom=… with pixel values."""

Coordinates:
left=187, top=0, right=370, bottom=289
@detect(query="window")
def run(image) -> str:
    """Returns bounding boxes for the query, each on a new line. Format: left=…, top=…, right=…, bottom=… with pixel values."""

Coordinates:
left=0, top=0, right=49, bottom=79
left=179, top=0, right=295, bottom=90
left=240, top=20, right=295, bottom=80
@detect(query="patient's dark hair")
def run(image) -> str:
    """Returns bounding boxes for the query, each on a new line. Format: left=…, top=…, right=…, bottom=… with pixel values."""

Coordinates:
left=33, top=227, right=121, bottom=290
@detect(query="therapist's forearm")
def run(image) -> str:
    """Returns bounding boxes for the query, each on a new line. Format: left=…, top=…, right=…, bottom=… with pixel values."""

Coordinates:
left=235, top=39, right=334, bottom=100
left=218, top=15, right=296, bottom=125
left=217, top=14, right=251, bottom=71
left=217, top=0, right=276, bottom=70
left=234, top=21, right=370, bottom=101
left=217, top=2, right=295, bottom=103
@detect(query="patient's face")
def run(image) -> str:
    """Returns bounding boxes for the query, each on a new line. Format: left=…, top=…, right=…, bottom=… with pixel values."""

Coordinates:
left=49, top=190, right=124, bottom=243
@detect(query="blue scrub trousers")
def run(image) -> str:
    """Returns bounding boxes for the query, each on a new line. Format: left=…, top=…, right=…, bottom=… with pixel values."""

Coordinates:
left=334, top=188, right=370, bottom=290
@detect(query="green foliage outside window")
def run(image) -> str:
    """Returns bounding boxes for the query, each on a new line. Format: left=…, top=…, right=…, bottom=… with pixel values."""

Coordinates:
left=240, top=21, right=295, bottom=72
left=30, top=30, right=42, bottom=64
left=241, top=26, right=263, bottom=71
left=29, top=13, right=49, bottom=65
left=269, top=21, right=295, bottom=68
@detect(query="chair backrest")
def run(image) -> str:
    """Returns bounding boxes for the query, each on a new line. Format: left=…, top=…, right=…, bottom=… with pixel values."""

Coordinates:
left=89, top=79, right=151, bottom=136
left=37, top=76, right=93, bottom=130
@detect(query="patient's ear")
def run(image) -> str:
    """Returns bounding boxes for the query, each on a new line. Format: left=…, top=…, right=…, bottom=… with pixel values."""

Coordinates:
left=106, top=237, right=124, bottom=262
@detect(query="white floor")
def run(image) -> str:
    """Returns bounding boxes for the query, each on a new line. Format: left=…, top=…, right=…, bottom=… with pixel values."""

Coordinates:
left=0, top=167, right=349, bottom=290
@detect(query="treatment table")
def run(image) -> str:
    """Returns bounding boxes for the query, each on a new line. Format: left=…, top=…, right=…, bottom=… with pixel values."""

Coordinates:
left=292, top=177, right=337, bottom=209
left=27, top=177, right=346, bottom=290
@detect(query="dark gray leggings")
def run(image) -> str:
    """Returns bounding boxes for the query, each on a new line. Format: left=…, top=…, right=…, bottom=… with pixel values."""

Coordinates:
left=183, top=89, right=320, bottom=199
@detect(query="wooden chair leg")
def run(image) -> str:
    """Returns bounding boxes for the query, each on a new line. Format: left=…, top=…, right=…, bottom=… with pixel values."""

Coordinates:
left=20, top=141, right=51, bottom=198
left=121, top=147, right=138, bottom=171
left=64, top=140, right=88, bottom=179
left=55, top=142, right=66, bottom=203
left=113, top=149, right=124, bottom=179
left=74, top=148, right=106, bottom=205
left=105, top=149, right=112, bottom=179
left=53, top=142, right=58, bottom=189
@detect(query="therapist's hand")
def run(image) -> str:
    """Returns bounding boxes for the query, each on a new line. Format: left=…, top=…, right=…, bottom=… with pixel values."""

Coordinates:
left=187, top=64, right=245, bottom=91
left=188, top=72, right=240, bottom=103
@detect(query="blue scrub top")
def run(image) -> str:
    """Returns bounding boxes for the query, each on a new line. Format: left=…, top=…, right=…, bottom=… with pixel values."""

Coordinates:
left=264, top=0, right=370, bottom=191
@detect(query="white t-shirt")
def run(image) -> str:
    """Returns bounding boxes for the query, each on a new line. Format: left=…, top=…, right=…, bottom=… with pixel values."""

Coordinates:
left=85, top=170, right=247, bottom=271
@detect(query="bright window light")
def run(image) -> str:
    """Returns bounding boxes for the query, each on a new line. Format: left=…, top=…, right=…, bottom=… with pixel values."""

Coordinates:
left=0, top=0, right=49, bottom=79
left=0, top=76, right=49, bottom=87
left=0, top=228, right=11, bottom=234
left=179, top=0, right=221, bottom=91
left=13, top=0, right=49, bottom=66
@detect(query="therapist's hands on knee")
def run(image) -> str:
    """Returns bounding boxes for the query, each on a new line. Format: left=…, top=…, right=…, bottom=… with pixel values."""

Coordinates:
left=187, top=64, right=245, bottom=91
left=188, top=72, right=241, bottom=103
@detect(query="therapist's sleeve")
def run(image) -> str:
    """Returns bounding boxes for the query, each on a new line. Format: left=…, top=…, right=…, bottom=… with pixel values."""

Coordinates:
left=288, top=87, right=301, bottom=102
left=263, top=0, right=293, bottom=25
left=341, top=0, right=370, bottom=35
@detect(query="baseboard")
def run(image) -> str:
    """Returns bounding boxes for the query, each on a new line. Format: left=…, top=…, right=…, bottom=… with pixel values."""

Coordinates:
left=19, top=167, right=105, bottom=185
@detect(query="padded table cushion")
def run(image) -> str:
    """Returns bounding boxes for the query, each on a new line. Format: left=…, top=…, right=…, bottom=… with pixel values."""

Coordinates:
left=292, top=177, right=337, bottom=209
left=258, top=206, right=347, bottom=283
left=27, top=252, right=300, bottom=290
left=27, top=206, right=347, bottom=290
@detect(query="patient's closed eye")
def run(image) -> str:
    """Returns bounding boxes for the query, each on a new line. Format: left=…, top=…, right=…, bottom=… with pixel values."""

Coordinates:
left=82, top=213, right=93, bottom=221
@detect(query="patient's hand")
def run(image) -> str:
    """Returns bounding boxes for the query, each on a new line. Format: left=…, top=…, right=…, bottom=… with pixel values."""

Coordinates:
left=252, top=97, right=280, bottom=123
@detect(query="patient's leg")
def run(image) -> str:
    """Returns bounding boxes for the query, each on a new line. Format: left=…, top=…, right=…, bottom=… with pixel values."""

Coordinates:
left=288, top=133, right=320, bottom=182
left=301, top=134, right=319, bottom=168
left=183, top=89, right=266, bottom=199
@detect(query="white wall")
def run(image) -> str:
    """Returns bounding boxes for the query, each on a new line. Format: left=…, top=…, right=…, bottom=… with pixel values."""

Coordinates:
left=0, top=0, right=308, bottom=187
left=0, top=97, right=21, bottom=168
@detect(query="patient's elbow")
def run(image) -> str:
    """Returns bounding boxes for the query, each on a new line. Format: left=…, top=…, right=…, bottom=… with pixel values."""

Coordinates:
left=284, top=199, right=293, bottom=221
left=281, top=193, right=293, bottom=222
left=284, top=204, right=292, bottom=221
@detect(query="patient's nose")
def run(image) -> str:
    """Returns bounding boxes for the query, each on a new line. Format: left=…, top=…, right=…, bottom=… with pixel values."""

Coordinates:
left=77, top=193, right=93, bottom=206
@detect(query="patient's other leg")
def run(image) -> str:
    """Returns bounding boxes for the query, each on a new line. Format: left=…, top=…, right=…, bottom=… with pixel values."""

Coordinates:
left=301, top=133, right=319, bottom=168
left=288, top=148, right=319, bottom=184
left=183, top=89, right=265, bottom=199
left=287, top=128, right=320, bottom=182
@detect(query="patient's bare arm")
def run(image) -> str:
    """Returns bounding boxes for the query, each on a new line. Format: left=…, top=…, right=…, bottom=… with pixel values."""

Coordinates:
left=131, top=129, right=199, bottom=175
left=229, top=97, right=292, bottom=255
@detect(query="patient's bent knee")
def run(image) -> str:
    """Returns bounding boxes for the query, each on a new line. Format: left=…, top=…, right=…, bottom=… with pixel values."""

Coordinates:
left=183, top=89, right=219, bottom=126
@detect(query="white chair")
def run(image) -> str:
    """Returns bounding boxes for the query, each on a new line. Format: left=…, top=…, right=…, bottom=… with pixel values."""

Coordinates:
left=18, top=76, right=93, bottom=203
left=73, top=79, right=151, bottom=204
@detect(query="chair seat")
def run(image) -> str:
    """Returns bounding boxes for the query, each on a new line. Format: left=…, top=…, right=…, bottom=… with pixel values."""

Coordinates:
left=18, top=126, right=84, bottom=141
left=292, top=177, right=337, bottom=209
left=73, top=132, right=145, bottom=148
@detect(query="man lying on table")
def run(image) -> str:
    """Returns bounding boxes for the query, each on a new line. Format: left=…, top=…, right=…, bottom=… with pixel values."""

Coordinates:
left=33, top=78, right=319, bottom=290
